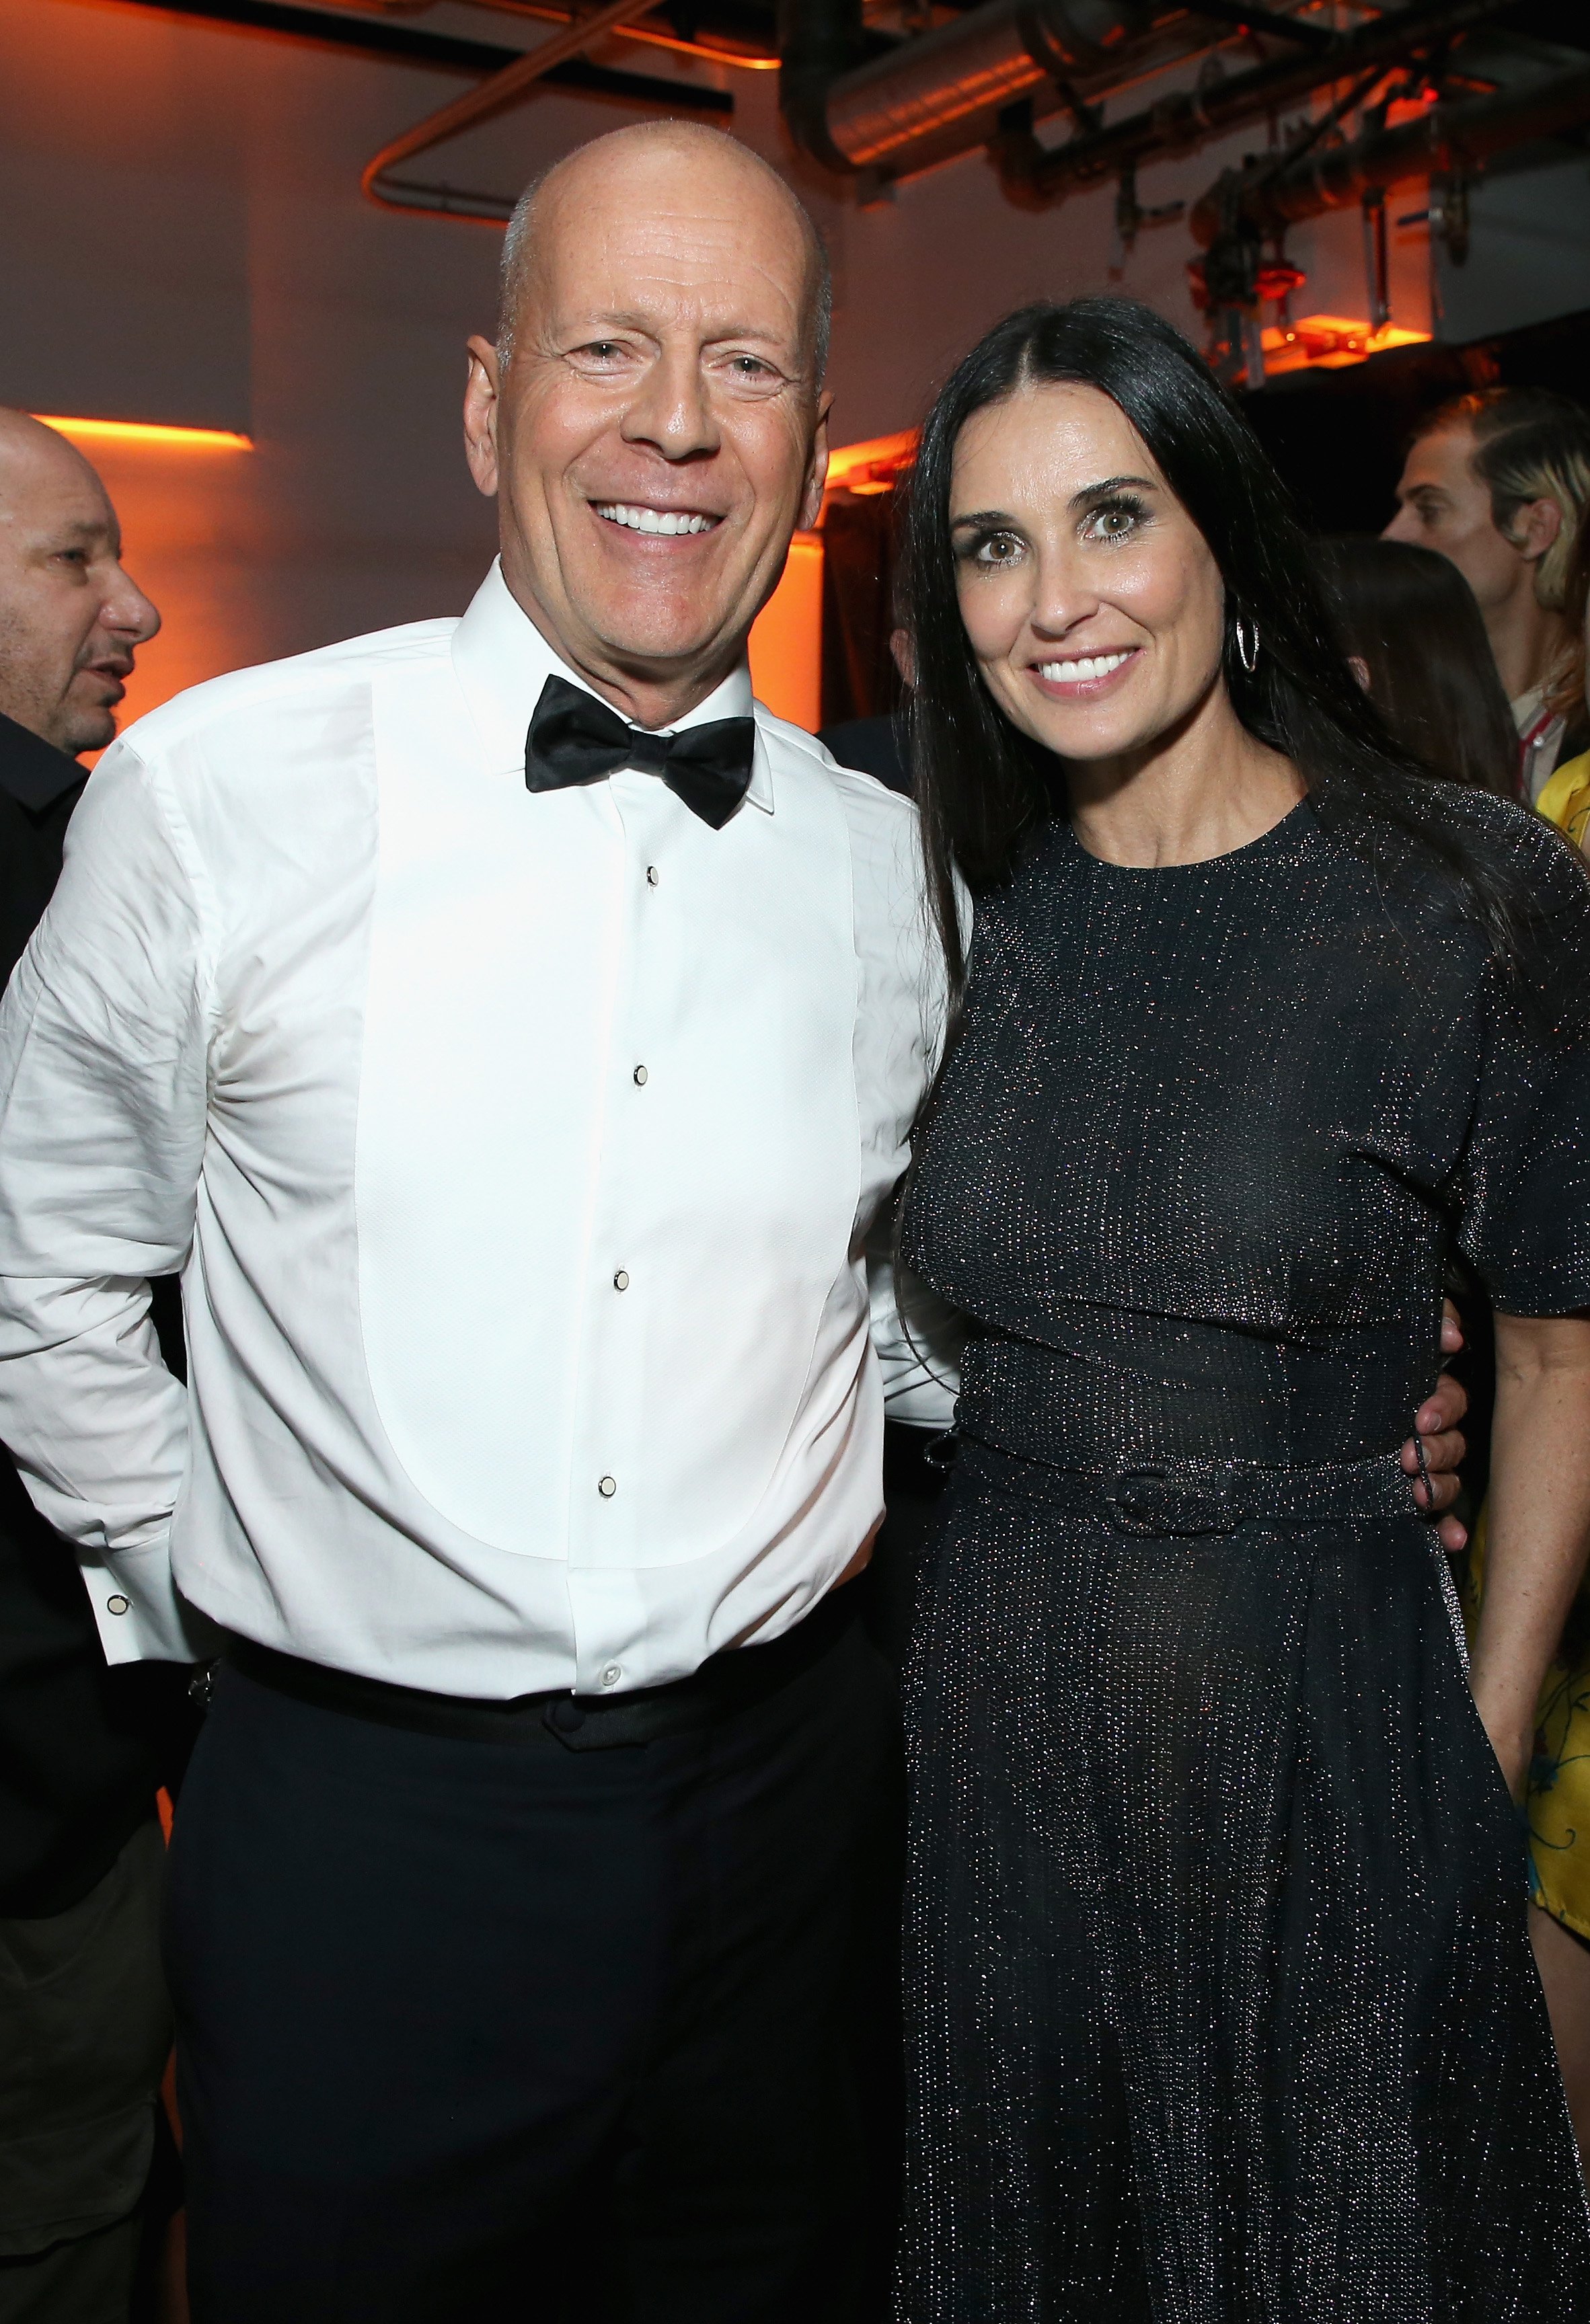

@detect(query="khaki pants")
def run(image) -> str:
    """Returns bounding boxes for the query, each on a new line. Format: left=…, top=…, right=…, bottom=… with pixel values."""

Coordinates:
left=0, top=1822, right=171, bottom=2322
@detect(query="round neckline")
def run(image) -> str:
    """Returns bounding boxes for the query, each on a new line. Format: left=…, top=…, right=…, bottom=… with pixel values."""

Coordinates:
left=1061, top=796, right=1312, bottom=876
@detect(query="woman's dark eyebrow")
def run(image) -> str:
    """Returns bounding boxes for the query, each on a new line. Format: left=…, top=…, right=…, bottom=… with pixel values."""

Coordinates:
left=948, top=508, right=1019, bottom=531
left=1069, top=473, right=1158, bottom=508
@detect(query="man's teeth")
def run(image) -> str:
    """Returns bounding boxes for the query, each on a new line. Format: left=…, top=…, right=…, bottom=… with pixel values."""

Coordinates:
left=595, top=503, right=716, bottom=537
left=1038, top=650, right=1133, bottom=682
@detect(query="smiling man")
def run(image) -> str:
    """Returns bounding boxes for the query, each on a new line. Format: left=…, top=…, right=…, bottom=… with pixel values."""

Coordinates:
left=0, top=127, right=950, bottom=2324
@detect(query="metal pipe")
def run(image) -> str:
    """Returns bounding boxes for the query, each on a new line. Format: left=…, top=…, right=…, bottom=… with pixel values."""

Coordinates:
left=361, top=0, right=674, bottom=220
left=1000, top=0, right=1521, bottom=203
left=107, top=0, right=734, bottom=130
left=778, top=0, right=867, bottom=173
left=390, top=0, right=782, bottom=72
left=786, top=0, right=1229, bottom=177
left=1188, top=58, right=1590, bottom=240
left=823, top=0, right=1132, bottom=169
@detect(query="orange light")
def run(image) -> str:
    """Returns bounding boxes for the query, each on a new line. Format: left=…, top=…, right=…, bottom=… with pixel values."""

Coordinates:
left=825, top=429, right=917, bottom=498
left=748, top=533, right=824, bottom=731
left=32, top=415, right=252, bottom=451
left=1257, top=315, right=1431, bottom=375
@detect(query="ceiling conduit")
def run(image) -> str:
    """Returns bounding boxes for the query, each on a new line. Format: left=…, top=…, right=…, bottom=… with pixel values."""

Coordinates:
left=361, top=0, right=687, bottom=219
left=780, top=0, right=1529, bottom=202
left=993, top=0, right=1522, bottom=202
left=781, top=0, right=1228, bottom=180
left=1188, top=54, right=1590, bottom=241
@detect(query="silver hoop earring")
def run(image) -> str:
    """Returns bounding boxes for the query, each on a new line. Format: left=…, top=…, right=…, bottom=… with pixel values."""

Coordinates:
left=1235, top=617, right=1260, bottom=675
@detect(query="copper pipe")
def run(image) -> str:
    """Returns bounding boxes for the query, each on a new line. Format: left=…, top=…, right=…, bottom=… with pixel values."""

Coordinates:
left=361, top=0, right=669, bottom=217
left=424, top=0, right=779, bottom=71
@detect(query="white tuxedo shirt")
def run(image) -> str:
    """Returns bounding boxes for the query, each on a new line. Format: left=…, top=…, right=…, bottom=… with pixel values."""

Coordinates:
left=0, top=563, right=956, bottom=1696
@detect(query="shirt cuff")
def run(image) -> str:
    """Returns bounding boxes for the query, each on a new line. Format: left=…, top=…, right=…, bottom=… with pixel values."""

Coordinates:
left=77, top=1541, right=211, bottom=1664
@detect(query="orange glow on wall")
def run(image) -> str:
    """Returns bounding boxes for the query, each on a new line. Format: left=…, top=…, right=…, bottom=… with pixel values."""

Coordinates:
left=748, top=533, right=824, bottom=730
left=825, top=430, right=917, bottom=500
left=1258, top=316, right=1432, bottom=375
left=32, top=415, right=253, bottom=451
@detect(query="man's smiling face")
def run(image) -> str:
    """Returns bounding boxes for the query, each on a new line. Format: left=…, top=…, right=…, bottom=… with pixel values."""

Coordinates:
left=464, top=126, right=829, bottom=724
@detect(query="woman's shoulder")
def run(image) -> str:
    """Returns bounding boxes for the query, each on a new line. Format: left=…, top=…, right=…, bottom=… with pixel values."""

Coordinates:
left=1441, top=784, right=1590, bottom=920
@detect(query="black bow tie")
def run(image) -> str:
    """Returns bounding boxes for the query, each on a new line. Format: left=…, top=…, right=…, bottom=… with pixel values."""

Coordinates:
left=524, top=674, right=755, bottom=830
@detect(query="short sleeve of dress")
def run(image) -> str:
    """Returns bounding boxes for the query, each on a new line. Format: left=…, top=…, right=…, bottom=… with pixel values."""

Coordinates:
left=1451, top=806, right=1590, bottom=1317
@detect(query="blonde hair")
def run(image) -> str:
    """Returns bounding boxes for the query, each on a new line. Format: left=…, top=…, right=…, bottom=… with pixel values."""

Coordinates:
left=1417, top=386, right=1590, bottom=613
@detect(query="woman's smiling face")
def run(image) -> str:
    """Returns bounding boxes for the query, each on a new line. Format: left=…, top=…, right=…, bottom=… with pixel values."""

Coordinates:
left=949, top=380, right=1230, bottom=767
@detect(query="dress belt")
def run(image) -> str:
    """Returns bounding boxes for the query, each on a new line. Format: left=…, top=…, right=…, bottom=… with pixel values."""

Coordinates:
left=225, top=1581, right=858, bottom=1750
left=952, top=1433, right=1424, bottom=1539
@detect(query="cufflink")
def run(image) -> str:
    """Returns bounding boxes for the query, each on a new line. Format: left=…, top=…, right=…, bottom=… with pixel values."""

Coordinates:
left=106, top=1594, right=130, bottom=1615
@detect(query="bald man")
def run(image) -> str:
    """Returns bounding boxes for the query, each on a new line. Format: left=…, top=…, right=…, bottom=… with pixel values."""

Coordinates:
left=0, top=413, right=180, bottom=2324
left=0, top=129, right=940, bottom=2324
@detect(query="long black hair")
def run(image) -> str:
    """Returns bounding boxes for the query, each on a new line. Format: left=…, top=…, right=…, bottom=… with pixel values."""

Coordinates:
left=902, top=297, right=1578, bottom=1002
left=1314, top=536, right=1519, bottom=798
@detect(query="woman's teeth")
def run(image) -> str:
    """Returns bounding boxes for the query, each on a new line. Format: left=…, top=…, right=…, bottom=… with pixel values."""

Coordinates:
left=1038, top=650, right=1133, bottom=683
left=595, top=503, right=716, bottom=536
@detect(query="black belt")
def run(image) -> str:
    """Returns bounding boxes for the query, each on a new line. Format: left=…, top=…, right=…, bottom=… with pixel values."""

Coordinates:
left=227, top=1582, right=858, bottom=1750
left=954, top=1434, right=1423, bottom=1538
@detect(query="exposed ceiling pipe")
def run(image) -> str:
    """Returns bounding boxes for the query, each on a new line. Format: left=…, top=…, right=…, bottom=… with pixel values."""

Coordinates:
left=362, top=0, right=676, bottom=220
left=340, top=0, right=782, bottom=72
left=778, top=0, right=867, bottom=174
left=995, top=0, right=1521, bottom=203
left=107, top=0, right=734, bottom=130
left=1188, top=56, right=1590, bottom=241
left=782, top=0, right=1236, bottom=181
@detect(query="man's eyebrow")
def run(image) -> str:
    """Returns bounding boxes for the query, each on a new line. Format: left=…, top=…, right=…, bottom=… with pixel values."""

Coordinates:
left=1068, top=473, right=1158, bottom=508
left=568, top=311, right=788, bottom=345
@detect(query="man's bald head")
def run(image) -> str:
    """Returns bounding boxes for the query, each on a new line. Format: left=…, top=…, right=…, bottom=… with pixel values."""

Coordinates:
left=0, top=408, right=159, bottom=754
left=461, top=119, right=834, bottom=730
left=497, top=124, right=831, bottom=385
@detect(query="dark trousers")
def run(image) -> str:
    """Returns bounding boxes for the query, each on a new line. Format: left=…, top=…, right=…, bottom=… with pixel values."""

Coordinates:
left=165, top=1596, right=901, bottom=2324
left=0, top=1820, right=172, bottom=2324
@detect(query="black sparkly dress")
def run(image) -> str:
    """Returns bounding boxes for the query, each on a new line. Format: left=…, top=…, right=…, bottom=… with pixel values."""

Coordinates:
left=899, top=796, right=1590, bottom=2323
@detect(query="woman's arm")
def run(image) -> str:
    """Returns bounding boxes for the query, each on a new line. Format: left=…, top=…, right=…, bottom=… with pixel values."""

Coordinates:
left=1472, top=1311, right=1590, bottom=1798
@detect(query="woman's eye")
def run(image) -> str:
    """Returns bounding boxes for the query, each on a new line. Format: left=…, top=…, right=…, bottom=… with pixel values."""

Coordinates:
left=973, top=534, right=1024, bottom=567
left=1080, top=500, right=1143, bottom=543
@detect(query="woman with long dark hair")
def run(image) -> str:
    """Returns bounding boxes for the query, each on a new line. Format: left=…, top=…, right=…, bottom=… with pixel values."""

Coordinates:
left=896, top=298, right=1590, bottom=2318
left=1316, top=534, right=1521, bottom=795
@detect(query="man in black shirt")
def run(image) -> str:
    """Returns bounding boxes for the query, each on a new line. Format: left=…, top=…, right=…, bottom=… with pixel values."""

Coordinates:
left=0, top=407, right=186, bottom=2324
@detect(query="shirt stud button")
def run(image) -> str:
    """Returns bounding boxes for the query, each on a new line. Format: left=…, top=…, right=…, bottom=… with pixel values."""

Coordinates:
left=633, top=1064, right=648, bottom=1086
left=601, top=1664, right=623, bottom=1689
left=106, top=1594, right=130, bottom=1616
left=597, top=1475, right=617, bottom=1498
left=613, top=1269, right=630, bottom=1291
left=646, top=865, right=660, bottom=887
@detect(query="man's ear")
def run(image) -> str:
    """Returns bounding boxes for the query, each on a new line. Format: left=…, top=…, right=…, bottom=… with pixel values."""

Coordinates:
left=463, top=336, right=502, bottom=499
left=1512, top=494, right=1564, bottom=566
left=798, top=391, right=833, bottom=535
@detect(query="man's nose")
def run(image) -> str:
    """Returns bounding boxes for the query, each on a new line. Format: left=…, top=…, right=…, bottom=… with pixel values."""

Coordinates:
left=105, top=563, right=161, bottom=648
left=620, top=347, right=720, bottom=461
left=1381, top=502, right=1416, bottom=543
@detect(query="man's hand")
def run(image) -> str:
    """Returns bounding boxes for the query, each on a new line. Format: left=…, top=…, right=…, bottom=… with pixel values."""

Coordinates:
left=1400, top=1300, right=1469, bottom=1552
